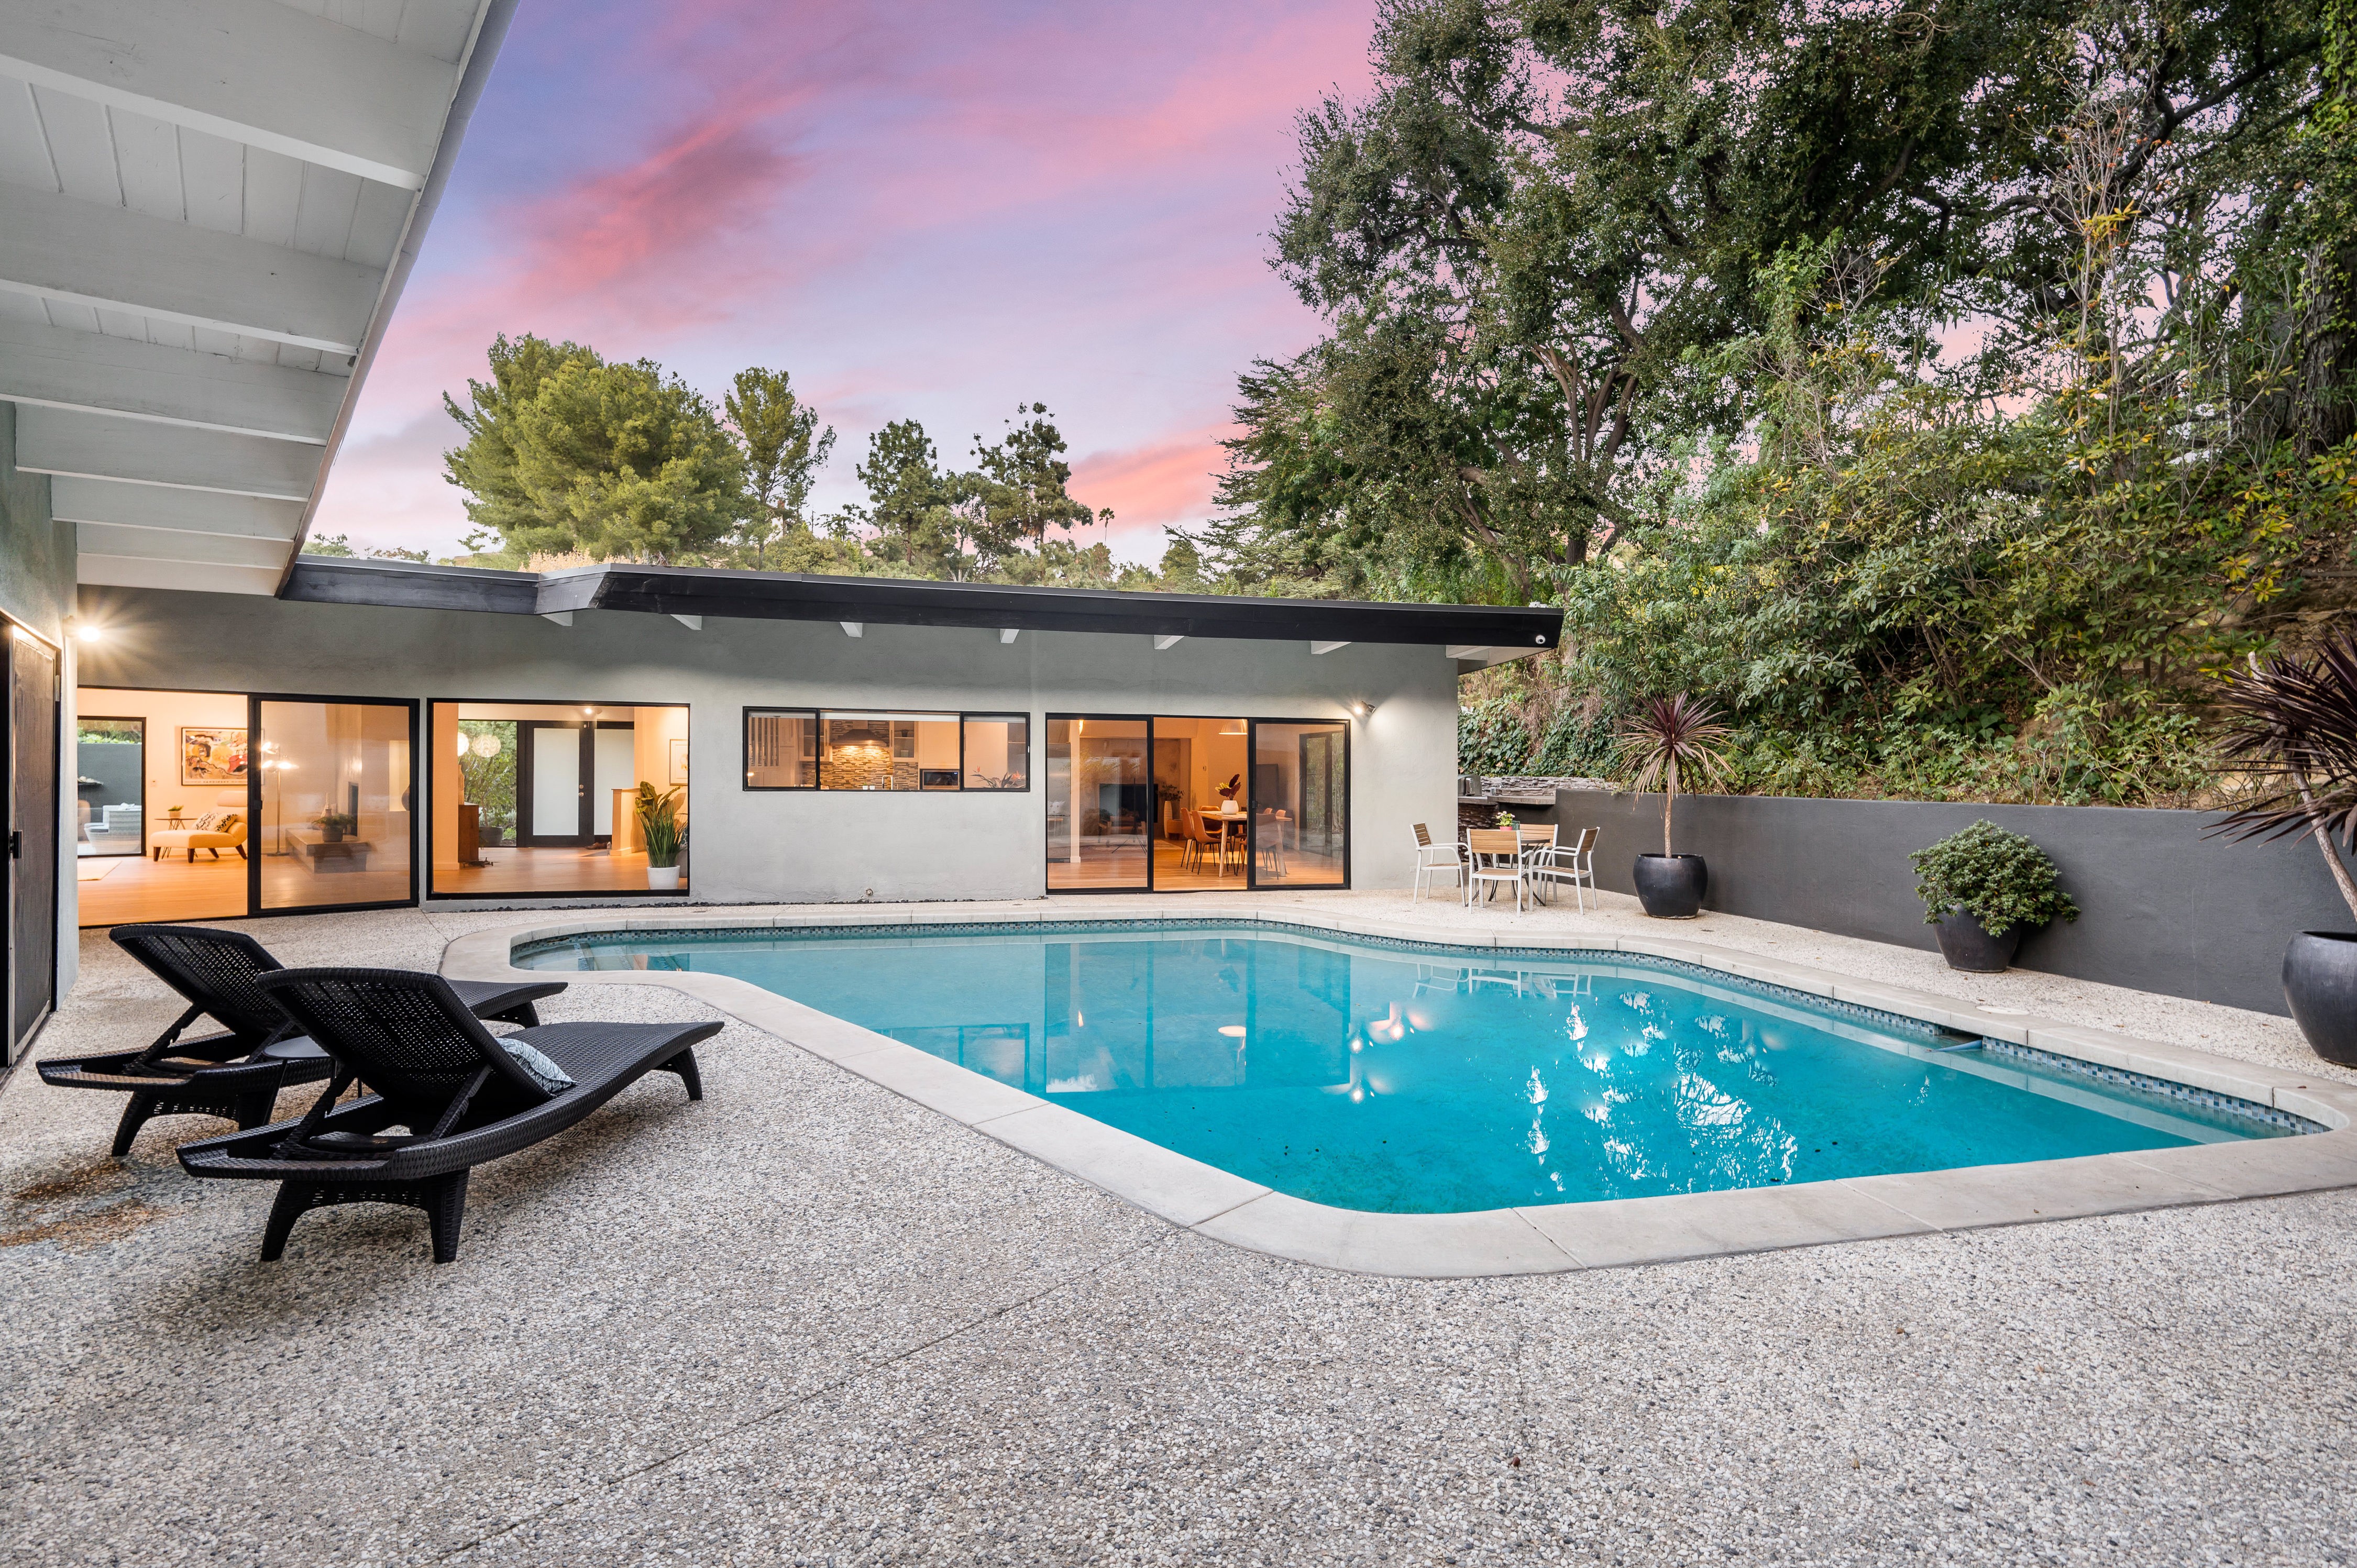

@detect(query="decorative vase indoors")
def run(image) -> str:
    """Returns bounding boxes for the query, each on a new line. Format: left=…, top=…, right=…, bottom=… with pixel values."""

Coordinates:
left=646, top=865, right=681, bottom=891
left=2283, top=932, right=2357, bottom=1065
left=1931, top=908, right=2020, bottom=973
left=1633, top=853, right=1707, bottom=918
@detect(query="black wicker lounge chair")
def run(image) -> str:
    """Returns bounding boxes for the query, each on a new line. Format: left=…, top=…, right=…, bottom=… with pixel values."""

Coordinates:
left=178, top=968, right=718, bottom=1264
left=38, top=925, right=567, bottom=1157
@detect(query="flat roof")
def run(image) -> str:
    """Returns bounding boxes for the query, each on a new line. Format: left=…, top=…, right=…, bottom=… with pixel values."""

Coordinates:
left=282, top=557, right=1563, bottom=661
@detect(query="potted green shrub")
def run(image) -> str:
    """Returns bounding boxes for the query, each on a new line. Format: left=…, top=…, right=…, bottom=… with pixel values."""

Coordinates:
left=1910, top=821, right=2078, bottom=971
left=1616, top=694, right=1730, bottom=918
left=2211, top=635, right=2357, bottom=1063
left=313, top=810, right=358, bottom=844
left=636, top=782, right=686, bottom=891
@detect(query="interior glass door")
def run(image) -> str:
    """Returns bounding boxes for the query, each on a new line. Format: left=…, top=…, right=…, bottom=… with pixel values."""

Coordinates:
left=255, top=698, right=415, bottom=913
left=1249, top=720, right=1349, bottom=888
left=1045, top=717, right=1150, bottom=891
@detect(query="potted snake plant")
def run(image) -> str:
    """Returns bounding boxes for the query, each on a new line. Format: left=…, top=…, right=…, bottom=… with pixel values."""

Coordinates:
left=636, top=782, right=687, bottom=891
left=1616, top=694, right=1730, bottom=918
left=2211, top=635, right=2357, bottom=1064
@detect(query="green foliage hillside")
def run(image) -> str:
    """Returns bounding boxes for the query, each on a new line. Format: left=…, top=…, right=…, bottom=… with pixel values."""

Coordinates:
left=1218, top=0, right=2357, bottom=804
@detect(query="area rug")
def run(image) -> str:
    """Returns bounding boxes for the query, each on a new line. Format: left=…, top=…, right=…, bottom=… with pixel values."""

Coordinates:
left=74, top=859, right=120, bottom=882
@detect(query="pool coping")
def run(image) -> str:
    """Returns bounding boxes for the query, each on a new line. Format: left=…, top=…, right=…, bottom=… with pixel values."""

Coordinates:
left=440, top=901, right=2357, bottom=1278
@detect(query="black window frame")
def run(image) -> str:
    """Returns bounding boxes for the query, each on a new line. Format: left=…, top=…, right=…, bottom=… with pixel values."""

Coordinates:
left=959, top=712, right=1032, bottom=792
left=743, top=707, right=1034, bottom=793
left=741, top=706, right=820, bottom=791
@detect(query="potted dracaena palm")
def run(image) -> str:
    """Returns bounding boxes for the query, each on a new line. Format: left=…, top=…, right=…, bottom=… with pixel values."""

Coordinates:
left=1616, top=694, right=1731, bottom=918
left=635, top=782, right=687, bottom=891
left=2211, top=635, right=2357, bottom=1064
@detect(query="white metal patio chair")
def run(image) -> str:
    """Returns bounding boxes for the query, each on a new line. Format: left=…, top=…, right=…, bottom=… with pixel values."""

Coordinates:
left=1529, top=826, right=1599, bottom=912
left=1410, top=823, right=1466, bottom=902
left=1463, top=828, right=1529, bottom=912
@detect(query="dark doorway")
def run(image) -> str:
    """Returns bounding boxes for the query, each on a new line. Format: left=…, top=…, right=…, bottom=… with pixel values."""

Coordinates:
left=8, top=625, right=59, bottom=1060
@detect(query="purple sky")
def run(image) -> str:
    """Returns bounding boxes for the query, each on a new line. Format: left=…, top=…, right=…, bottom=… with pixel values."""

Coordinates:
left=313, top=0, right=1374, bottom=564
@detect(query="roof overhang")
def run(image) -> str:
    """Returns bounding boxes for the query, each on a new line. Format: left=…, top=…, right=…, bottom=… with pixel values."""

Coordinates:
left=279, top=557, right=1566, bottom=657
left=2, top=0, right=516, bottom=596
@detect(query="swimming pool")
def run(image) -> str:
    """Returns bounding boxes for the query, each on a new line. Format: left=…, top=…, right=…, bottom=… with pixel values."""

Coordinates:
left=516, top=921, right=2307, bottom=1214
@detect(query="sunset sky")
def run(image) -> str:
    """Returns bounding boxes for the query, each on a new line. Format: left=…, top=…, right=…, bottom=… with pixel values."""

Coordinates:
left=312, top=0, right=1375, bottom=564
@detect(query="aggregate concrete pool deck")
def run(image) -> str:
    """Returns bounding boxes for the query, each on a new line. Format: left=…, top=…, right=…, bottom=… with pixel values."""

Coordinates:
left=5, top=891, right=2355, bottom=1565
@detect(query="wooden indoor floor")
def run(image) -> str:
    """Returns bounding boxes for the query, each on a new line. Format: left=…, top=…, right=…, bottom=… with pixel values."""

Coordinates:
left=75, top=849, right=412, bottom=926
left=432, top=846, right=677, bottom=897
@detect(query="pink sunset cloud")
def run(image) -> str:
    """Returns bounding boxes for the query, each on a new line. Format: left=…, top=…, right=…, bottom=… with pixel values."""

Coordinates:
left=315, top=1, right=1376, bottom=564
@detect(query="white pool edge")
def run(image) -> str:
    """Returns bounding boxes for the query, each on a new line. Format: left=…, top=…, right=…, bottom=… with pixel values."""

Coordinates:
left=439, top=901, right=2357, bottom=1279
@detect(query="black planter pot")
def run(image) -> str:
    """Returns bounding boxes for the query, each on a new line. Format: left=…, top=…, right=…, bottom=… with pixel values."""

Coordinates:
left=2283, top=931, right=2357, bottom=1066
left=1632, top=854, right=1708, bottom=918
left=1932, top=909, right=2020, bottom=973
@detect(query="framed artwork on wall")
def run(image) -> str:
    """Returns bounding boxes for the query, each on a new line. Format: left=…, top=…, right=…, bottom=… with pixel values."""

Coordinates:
left=180, top=726, right=249, bottom=787
left=668, top=737, right=689, bottom=785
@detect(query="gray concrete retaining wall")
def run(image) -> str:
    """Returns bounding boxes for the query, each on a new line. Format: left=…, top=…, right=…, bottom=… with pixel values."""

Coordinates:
left=1556, top=790, right=2349, bottom=1017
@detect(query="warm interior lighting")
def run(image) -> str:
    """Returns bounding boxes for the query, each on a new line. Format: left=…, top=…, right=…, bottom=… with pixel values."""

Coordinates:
left=471, top=732, right=501, bottom=758
left=72, top=621, right=103, bottom=643
left=456, top=732, right=471, bottom=757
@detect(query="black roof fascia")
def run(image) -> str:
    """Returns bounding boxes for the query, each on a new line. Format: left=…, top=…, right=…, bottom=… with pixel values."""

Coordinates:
left=284, top=557, right=1562, bottom=649
left=283, top=557, right=540, bottom=614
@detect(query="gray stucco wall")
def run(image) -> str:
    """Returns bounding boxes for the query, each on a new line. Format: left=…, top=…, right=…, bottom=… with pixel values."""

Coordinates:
left=0, top=404, right=72, bottom=644
left=75, top=584, right=1460, bottom=906
left=0, top=401, right=80, bottom=1003
left=1557, top=791, right=2345, bottom=1015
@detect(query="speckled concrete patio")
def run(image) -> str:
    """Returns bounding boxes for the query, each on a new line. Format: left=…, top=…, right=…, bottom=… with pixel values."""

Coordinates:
left=4, top=892, right=2354, bottom=1566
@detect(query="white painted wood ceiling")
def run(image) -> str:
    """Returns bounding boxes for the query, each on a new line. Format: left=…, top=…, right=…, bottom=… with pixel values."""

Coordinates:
left=0, top=0, right=503, bottom=595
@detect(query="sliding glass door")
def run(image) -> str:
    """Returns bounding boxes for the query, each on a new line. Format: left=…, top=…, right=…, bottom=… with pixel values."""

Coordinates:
left=255, top=698, right=416, bottom=913
left=1249, top=720, right=1349, bottom=888
left=1047, top=715, right=1349, bottom=893
left=1045, top=717, right=1151, bottom=891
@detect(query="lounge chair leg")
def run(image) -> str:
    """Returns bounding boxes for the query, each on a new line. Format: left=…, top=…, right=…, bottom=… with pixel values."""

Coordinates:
left=662, top=1045, right=703, bottom=1101
left=260, top=1183, right=316, bottom=1262
left=485, top=1002, right=541, bottom=1028
left=112, top=1092, right=157, bottom=1158
left=233, top=1089, right=279, bottom=1131
left=426, top=1172, right=469, bottom=1264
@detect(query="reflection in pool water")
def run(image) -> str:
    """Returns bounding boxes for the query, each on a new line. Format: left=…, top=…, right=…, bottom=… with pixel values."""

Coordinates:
left=518, top=924, right=2296, bottom=1213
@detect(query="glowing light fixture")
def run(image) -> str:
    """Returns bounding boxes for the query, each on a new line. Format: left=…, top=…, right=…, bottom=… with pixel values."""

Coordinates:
left=471, top=732, right=502, bottom=758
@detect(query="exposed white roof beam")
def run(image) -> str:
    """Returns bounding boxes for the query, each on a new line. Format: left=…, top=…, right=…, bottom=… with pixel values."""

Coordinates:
left=998, top=627, right=1019, bottom=644
left=0, top=0, right=460, bottom=190
left=74, top=521, right=291, bottom=569
left=0, top=182, right=381, bottom=354
left=1310, top=640, right=1351, bottom=655
left=672, top=614, right=702, bottom=631
left=48, top=477, right=303, bottom=539
left=16, top=405, right=321, bottom=499
left=841, top=621, right=864, bottom=638
left=541, top=611, right=573, bottom=626
left=0, top=317, right=344, bottom=443
left=1153, top=634, right=1184, bottom=650
left=75, top=552, right=279, bottom=595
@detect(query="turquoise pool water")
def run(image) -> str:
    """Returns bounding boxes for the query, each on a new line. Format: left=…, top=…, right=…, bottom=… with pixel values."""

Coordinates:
left=516, top=922, right=2301, bottom=1213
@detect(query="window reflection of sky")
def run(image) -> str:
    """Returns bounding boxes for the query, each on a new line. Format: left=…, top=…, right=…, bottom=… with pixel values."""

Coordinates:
left=525, top=927, right=2290, bottom=1214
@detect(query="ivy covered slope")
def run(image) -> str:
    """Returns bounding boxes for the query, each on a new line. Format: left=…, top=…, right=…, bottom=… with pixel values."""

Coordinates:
left=1214, top=0, right=2357, bottom=806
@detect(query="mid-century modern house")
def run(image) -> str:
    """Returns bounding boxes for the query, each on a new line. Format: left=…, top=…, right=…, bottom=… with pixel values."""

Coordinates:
left=0, top=0, right=1561, bottom=1063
